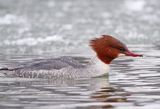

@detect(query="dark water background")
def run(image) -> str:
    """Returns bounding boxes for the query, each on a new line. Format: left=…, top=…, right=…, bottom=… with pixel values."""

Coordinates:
left=0, top=0, right=160, bottom=109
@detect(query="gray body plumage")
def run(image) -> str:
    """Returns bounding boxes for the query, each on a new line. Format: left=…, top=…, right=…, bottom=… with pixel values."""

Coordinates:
left=0, top=56, right=109, bottom=79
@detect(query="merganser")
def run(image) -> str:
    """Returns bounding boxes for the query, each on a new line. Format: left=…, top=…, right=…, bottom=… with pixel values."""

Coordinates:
left=0, top=35, right=142, bottom=78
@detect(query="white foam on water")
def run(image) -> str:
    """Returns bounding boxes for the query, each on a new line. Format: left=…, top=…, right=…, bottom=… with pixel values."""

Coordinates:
left=125, top=0, right=146, bottom=12
left=3, top=35, right=64, bottom=46
left=0, top=14, right=27, bottom=25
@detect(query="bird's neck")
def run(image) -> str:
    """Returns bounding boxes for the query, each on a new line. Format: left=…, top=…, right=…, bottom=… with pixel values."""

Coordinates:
left=91, top=56, right=110, bottom=74
left=97, top=54, right=113, bottom=64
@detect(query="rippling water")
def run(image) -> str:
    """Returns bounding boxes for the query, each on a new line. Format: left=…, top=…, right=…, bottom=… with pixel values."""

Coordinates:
left=0, top=45, right=160, bottom=109
left=0, top=0, right=160, bottom=109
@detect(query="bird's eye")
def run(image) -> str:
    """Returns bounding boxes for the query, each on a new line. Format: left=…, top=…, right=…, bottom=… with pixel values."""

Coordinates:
left=119, top=48, right=126, bottom=52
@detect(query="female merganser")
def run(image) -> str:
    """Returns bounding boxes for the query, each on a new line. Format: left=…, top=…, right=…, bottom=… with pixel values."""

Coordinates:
left=0, top=35, right=142, bottom=78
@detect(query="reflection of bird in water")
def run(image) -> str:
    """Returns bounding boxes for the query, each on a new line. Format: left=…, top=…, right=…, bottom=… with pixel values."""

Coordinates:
left=1, top=76, right=131, bottom=108
left=90, top=82, right=131, bottom=108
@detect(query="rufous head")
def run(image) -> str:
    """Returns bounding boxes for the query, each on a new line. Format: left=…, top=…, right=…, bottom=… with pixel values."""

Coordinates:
left=90, top=35, right=143, bottom=64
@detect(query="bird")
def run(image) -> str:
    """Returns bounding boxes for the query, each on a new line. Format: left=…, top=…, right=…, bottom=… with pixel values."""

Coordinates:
left=0, top=35, right=142, bottom=79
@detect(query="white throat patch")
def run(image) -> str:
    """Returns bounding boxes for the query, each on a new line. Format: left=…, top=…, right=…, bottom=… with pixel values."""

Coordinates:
left=118, top=53, right=125, bottom=57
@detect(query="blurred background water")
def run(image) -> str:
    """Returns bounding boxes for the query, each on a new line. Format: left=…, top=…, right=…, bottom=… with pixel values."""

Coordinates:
left=0, top=0, right=160, bottom=109
left=0, top=0, right=159, bottom=55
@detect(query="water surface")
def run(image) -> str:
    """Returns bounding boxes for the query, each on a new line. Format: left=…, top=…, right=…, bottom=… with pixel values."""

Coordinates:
left=0, top=0, right=160, bottom=109
left=0, top=45, right=160, bottom=109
